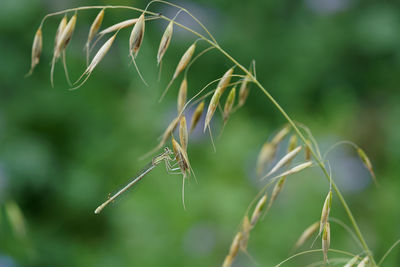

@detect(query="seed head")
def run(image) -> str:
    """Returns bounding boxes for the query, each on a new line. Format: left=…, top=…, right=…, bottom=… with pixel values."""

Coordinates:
left=344, top=255, right=359, bottom=267
left=271, top=125, right=291, bottom=146
left=266, top=145, right=302, bottom=177
left=288, top=135, right=298, bottom=153
left=173, top=43, right=196, bottom=79
left=203, top=89, right=222, bottom=132
left=256, top=142, right=277, bottom=176
left=223, top=87, right=236, bottom=123
left=357, top=257, right=369, bottom=267
left=54, top=15, right=67, bottom=47
left=319, top=190, right=332, bottom=235
left=217, top=67, right=234, bottom=94
left=250, top=194, right=267, bottom=226
left=267, top=176, right=286, bottom=211
left=87, top=9, right=104, bottom=46
left=357, top=148, right=377, bottom=185
left=99, top=18, right=139, bottom=36
left=238, top=74, right=251, bottom=107
left=177, top=78, right=187, bottom=114
left=293, top=221, right=319, bottom=250
left=129, top=13, right=145, bottom=58
left=27, top=27, right=42, bottom=76
left=305, top=139, right=312, bottom=161
left=240, top=216, right=251, bottom=251
left=54, top=14, right=77, bottom=59
left=157, top=21, right=173, bottom=65
left=179, top=116, right=188, bottom=152
left=189, top=101, right=205, bottom=133
left=322, top=222, right=330, bottom=263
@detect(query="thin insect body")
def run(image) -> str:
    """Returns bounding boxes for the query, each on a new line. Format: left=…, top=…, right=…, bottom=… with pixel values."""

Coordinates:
left=94, top=148, right=177, bottom=214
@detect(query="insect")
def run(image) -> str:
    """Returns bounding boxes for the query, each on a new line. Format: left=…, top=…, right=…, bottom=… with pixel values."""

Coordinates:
left=94, top=147, right=182, bottom=214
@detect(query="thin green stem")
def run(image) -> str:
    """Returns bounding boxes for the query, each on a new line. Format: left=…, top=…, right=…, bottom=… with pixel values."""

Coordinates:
left=378, top=239, right=400, bottom=266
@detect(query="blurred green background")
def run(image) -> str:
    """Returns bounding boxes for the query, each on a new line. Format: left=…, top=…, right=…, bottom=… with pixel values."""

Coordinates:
left=1, top=0, right=400, bottom=266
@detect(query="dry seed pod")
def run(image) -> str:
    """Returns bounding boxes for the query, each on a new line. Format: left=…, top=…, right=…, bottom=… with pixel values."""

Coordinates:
left=266, top=145, right=302, bottom=177
left=217, top=67, right=234, bottom=94
left=223, top=87, right=236, bottom=123
left=250, top=194, right=267, bottom=226
left=177, top=78, right=187, bottom=114
left=99, top=18, right=139, bottom=36
left=86, top=9, right=104, bottom=62
left=179, top=116, right=188, bottom=152
left=173, top=43, right=196, bottom=80
left=344, top=255, right=359, bottom=267
left=129, top=13, right=145, bottom=58
left=189, top=101, right=205, bottom=133
left=203, top=89, right=222, bottom=132
left=357, top=148, right=377, bottom=185
left=240, top=216, right=251, bottom=251
left=319, top=190, right=332, bottom=235
left=256, top=142, right=277, bottom=176
left=262, top=161, right=313, bottom=181
left=26, top=28, right=42, bottom=76
left=293, top=221, right=319, bottom=250
left=72, top=33, right=117, bottom=90
left=271, top=125, right=291, bottom=146
left=238, top=74, right=251, bottom=107
left=322, top=222, right=330, bottom=263
left=357, top=257, right=369, bottom=267
left=54, top=16, right=67, bottom=47
left=157, top=20, right=173, bottom=65
left=267, top=176, right=286, bottom=211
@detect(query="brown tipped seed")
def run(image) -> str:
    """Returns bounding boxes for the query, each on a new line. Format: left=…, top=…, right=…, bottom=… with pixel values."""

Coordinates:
left=55, top=16, right=67, bottom=47
left=293, top=221, right=319, bottom=250
left=240, top=216, right=251, bottom=251
left=217, top=67, right=234, bottom=94
left=357, top=148, right=377, bottom=184
left=238, top=74, right=251, bottom=107
left=203, top=89, right=222, bottom=132
left=305, top=139, right=312, bottom=161
left=344, top=255, right=359, bottom=267
left=129, top=13, right=145, bottom=58
left=87, top=9, right=104, bottom=46
left=256, top=142, right=277, bottom=176
left=27, top=28, right=42, bottom=75
left=266, top=145, right=302, bottom=177
left=322, top=222, right=330, bottom=263
left=223, top=87, right=236, bottom=123
left=271, top=125, right=291, bottom=146
left=357, top=257, right=369, bottom=267
left=99, top=18, right=139, bottom=35
left=267, top=176, right=286, bottom=211
left=173, top=43, right=196, bottom=79
left=157, top=21, right=173, bottom=65
left=55, top=14, right=77, bottom=58
left=177, top=78, right=187, bottom=114
left=189, top=101, right=205, bottom=133
left=251, top=194, right=267, bottom=226
left=319, top=190, right=332, bottom=235
left=179, top=116, right=188, bottom=152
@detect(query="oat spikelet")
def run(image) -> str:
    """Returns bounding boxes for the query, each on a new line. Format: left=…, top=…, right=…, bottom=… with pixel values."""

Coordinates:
left=223, top=232, right=243, bottom=267
left=288, top=135, right=298, bottom=153
left=250, top=194, right=267, bottom=226
left=55, top=16, right=67, bottom=47
left=266, top=145, right=302, bottom=177
left=217, top=67, right=234, bottom=94
left=159, top=43, right=196, bottom=102
left=262, top=161, right=313, bottom=181
left=271, top=125, right=291, bottom=146
left=129, top=13, right=148, bottom=86
left=256, top=142, right=277, bottom=176
left=189, top=101, right=205, bottom=134
left=99, top=18, right=139, bottom=36
left=26, top=27, right=42, bottom=76
left=157, top=20, right=173, bottom=65
left=203, top=89, right=222, bottom=132
left=305, top=139, right=312, bottom=161
left=51, top=14, right=77, bottom=87
left=293, top=221, right=319, bottom=250
left=71, top=33, right=117, bottom=90
left=222, top=255, right=234, bottom=267
left=86, top=9, right=105, bottom=64
left=238, top=74, right=251, bottom=107
left=322, top=222, right=330, bottom=263
left=357, top=256, right=369, bottom=267
left=223, top=87, right=236, bottom=123
left=179, top=116, right=188, bottom=152
left=344, top=256, right=359, bottom=267
left=267, top=176, right=286, bottom=211
left=319, top=190, right=332, bottom=235
left=357, top=148, right=377, bottom=185
left=240, top=216, right=251, bottom=251
left=177, top=78, right=187, bottom=114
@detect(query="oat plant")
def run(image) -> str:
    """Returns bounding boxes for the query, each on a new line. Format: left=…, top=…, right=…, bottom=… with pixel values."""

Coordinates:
left=27, top=1, right=399, bottom=266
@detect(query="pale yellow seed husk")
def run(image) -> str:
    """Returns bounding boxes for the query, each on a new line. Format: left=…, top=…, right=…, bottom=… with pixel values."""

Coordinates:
left=319, top=190, right=332, bottom=235
left=256, top=142, right=277, bottom=176
left=189, top=101, right=205, bottom=133
left=55, top=14, right=77, bottom=59
left=266, top=145, right=302, bottom=177
left=357, top=148, right=377, bottom=184
left=177, top=78, right=187, bottom=114
left=322, top=222, right=330, bottom=263
left=203, top=89, right=222, bottom=132
left=99, top=18, right=139, bottom=36
left=84, top=34, right=117, bottom=74
left=29, top=28, right=42, bottom=73
left=357, top=257, right=369, bottom=267
left=250, top=194, right=267, bottom=226
left=87, top=9, right=104, bottom=45
left=173, top=43, right=196, bottom=79
left=229, top=232, right=243, bottom=258
left=157, top=21, right=173, bottom=65
left=240, top=216, right=251, bottom=251
left=293, top=221, right=319, bottom=250
left=55, top=16, right=67, bottom=47
left=305, top=140, right=312, bottom=161
left=217, top=67, right=234, bottom=94
left=271, top=125, right=291, bottom=146
left=238, top=75, right=250, bottom=107
left=222, top=255, right=234, bottom=267
left=129, top=13, right=145, bottom=58
left=344, top=255, right=359, bottom=267
left=267, top=176, right=286, bottom=211
left=223, top=87, right=236, bottom=122
left=288, top=135, right=298, bottom=153
left=179, top=116, right=188, bottom=152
